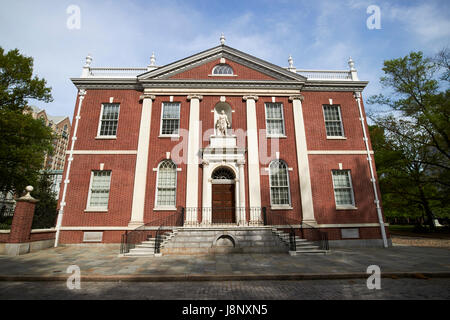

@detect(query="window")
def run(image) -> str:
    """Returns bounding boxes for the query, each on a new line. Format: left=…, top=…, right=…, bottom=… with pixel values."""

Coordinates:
left=87, top=170, right=111, bottom=209
left=332, top=170, right=355, bottom=207
left=212, top=64, right=233, bottom=75
left=265, top=103, right=285, bottom=136
left=323, top=105, right=344, bottom=137
left=156, top=160, right=177, bottom=208
left=269, top=160, right=291, bottom=206
left=99, top=103, right=120, bottom=137
left=160, top=102, right=180, bottom=136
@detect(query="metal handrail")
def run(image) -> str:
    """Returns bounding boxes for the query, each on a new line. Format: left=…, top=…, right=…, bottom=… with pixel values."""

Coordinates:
left=263, top=208, right=300, bottom=251
left=120, top=207, right=184, bottom=254
left=301, top=221, right=329, bottom=251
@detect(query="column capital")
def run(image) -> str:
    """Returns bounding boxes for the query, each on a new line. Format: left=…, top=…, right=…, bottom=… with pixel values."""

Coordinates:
left=243, top=95, right=259, bottom=101
left=289, top=94, right=304, bottom=102
left=78, top=89, right=87, bottom=97
left=201, top=159, right=210, bottom=166
left=139, top=94, right=156, bottom=101
left=187, top=94, right=203, bottom=101
left=353, top=91, right=362, bottom=99
left=236, top=160, right=245, bottom=166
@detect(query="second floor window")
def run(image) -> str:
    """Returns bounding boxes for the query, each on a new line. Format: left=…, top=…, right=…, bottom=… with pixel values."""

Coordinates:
left=99, top=103, right=120, bottom=137
left=161, top=102, right=180, bottom=135
left=265, top=103, right=285, bottom=136
left=269, top=160, right=291, bottom=206
left=323, top=105, right=344, bottom=137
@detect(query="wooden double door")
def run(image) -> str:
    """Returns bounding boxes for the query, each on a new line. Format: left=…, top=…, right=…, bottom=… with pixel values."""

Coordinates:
left=212, top=183, right=235, bottom=224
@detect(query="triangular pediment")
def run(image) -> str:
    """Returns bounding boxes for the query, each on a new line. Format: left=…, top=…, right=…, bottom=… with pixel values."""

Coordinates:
left=137, top=45, right=306, bottom=82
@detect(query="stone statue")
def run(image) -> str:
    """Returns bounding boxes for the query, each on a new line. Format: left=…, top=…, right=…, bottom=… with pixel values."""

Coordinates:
left=215, top=110, right=230, bottom=136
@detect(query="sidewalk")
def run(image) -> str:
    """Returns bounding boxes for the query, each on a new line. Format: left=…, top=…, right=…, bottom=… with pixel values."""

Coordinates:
left=0, top=245, right=449, bottom=281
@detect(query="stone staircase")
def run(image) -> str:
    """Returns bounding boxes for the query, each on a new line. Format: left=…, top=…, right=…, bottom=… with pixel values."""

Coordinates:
left=271, top=228, right=328, bottom=255
left=124, top=226, right=328, bottom=257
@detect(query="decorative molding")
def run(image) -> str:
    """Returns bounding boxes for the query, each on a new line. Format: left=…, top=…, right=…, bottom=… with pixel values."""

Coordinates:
left=187, top=94, right=203, bottom=101
left=139, top=94, right=156, bottom=101
left=288, top=94, right=305, bottom=102
left=243, top=95, right=259, bottom=101
left=67, top=150, right=138, bottom=155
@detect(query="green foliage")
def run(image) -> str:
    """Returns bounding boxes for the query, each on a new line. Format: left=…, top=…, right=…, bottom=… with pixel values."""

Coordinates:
left=31, top=171, right=58, bottom=229
left=0, top=47, right=52, bottom=112
left=368, top=50, right=450, bottom=227
left=0, top=47, right=54, bottom=195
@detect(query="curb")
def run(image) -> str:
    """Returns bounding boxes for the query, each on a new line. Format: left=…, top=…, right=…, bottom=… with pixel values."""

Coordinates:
left=0, top=272, right=449, bottom=282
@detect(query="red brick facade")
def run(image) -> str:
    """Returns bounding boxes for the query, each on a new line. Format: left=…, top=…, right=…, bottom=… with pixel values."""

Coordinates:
left=59, top=45, right=389, bottom=247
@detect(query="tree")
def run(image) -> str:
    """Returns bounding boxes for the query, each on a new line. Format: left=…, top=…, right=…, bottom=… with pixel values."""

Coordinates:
left=31, top=171, right=58, bottom=229
left=0, top=47, right=54, bottom=195
left=368, top=50, right=450, bottom=228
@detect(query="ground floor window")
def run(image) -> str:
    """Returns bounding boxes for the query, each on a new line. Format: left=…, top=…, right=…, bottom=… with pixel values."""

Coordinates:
left=87, top=170, right=112, bottom=209
left=332, top=170, right=355, bottom=207
left=156, top=160, right=177, bottom=207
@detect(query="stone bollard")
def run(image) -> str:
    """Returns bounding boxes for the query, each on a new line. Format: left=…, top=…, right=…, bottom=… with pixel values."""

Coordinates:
left=6, top=186, right=38, bottom=255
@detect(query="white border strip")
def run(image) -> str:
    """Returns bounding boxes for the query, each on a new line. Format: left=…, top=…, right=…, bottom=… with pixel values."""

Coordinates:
left=68, top=150, right=137, bottom=155
left=308, top=150, right=374, bottom=155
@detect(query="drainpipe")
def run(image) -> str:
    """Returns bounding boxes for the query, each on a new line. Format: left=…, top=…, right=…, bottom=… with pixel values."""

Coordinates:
left=354, top=91, right=388, bottom=248
left=54, top=89, right=86, bottom=247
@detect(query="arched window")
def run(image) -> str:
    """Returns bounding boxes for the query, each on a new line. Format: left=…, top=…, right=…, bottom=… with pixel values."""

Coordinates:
left=269, top=160, right=291, bottom=206
left=212, top=64, right=233, bottom=75
left=212, top=167, right=235, bottom=180
left=156, top=160, right=177, bottom=207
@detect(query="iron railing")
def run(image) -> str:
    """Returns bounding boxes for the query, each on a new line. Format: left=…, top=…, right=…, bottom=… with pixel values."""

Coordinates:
left=301, top=221, right=329, bottom=251
left=120, top=207, right=184, bottom=254
left=263, top=208, right=301, bottom=251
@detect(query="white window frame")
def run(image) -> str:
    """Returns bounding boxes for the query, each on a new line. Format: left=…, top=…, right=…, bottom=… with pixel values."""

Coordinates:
left=331, top=169, right=356, bottom=209
left=322, top=105, right=345, bottom=139
left=211, top=64, right=234, bottom=76
left=96, top=103, right=120, bottom=139
left=269, top=160, right=292, bottom=208
left=265, top=103, right=286, bottom=138
left=159, top=102, right=181, bottom=137
left=154, top=160, right=178, bottom=210
left=85, top=170, right=112, bottom=212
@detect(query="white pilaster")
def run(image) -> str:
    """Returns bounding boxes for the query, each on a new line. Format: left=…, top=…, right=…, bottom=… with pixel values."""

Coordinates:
left=185, top=94, right=203, bottom=225
left=243, top=95, right=262, bottom=225
left=290, top=95, right=316, bottom=224
left=129, top=94, right=155, bottom=228
left=201, top=160, right=212, bottom=225
left=237, top=160, right=246, bottom=225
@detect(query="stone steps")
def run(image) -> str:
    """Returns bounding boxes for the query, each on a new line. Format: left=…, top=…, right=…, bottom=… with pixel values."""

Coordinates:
left=271, top=229, right=328, bottom=255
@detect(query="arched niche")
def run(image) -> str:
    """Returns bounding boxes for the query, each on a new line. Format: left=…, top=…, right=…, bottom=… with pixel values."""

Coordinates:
left=214, top=102, right=232, bottom=135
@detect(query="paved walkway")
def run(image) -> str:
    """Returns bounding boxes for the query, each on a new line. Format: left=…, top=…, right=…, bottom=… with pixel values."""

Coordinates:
left=0, top=245, right=449, bottom=280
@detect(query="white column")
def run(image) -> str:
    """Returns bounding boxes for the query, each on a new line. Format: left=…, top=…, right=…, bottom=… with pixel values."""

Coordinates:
left=290, top=95, right=316, bottom=224
left=235, top=178, right=240, bottom=224
left=243, top=95, right=262, bottom=225
left=201, top=160, right=212, bottom=225
left=237, top=160, right=246, bottom=225
left=129, top=94, right=155, bottom=228
left=185, top=94, right=203, bottom=225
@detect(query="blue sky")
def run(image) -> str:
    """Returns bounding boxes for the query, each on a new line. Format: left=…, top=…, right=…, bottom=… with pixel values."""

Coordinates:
left=1, top=0, right=449, bottom=118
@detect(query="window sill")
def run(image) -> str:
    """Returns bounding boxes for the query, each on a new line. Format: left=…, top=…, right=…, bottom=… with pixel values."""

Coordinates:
left=95, top=136, right=117, bottom=140
left=267, top=135, right=287, bottom=139
left=336, top=205, right=358, bottom=211
left=271, top=205, right=293, bottom=210
left=84, top=208, right=108, bottom=213
left=159, top=135, right=180, bottom=139
left=154, top=207, right=177, bottom=211
left=326, top=136, right=347, bottom=140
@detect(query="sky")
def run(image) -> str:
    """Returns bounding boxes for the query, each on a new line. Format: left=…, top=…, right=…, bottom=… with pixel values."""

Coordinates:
left=0, top=0, right=449, bottom=119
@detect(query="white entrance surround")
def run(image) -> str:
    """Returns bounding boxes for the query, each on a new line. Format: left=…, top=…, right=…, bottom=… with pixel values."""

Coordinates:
left=185, top=94, right=203, bottom=225
left=243, top=95, right=263, bottom=225
left=128, top=94, right=155, bottom=228
left=289, top=95, right=316, bottom=224
left=201, top=136, right=247, bottom=226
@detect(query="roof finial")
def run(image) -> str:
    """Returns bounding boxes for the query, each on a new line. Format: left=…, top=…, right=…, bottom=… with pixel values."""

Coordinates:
left=348, top=57, right=355, bottom=71
left=220, top=33, right=226, bottom=45
left=150, top=52, right=156, bottom=66
left=288, top=55, right=294, bottom=68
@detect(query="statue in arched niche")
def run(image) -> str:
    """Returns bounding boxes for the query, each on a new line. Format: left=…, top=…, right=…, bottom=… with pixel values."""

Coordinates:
left=215, top=110, right=230, bottom=136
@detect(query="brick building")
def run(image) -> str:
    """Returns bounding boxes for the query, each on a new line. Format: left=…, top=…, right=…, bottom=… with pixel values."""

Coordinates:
left=55, top=36, right=390, bottom=252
